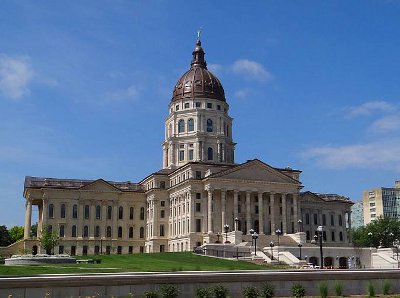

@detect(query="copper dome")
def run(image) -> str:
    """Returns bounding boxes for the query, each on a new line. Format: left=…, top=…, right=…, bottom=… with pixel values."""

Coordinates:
left=172, top=40, right=226, bottom=102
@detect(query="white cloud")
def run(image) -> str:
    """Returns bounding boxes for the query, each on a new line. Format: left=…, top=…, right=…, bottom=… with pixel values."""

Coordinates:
left=345, top=100, right=397, bottom=118
left=234, top=89, right=251, bottom=99
left=231, top=59, right=272, bottom=82
left=369, top=115, right=400, bottom=133
left=0, top=54, right=34, bottom=99
left=207, top=63, right=222, bottom=74
left=105, top=85, right=139, bottom=102
left=302, top=140, right=400, bottom=171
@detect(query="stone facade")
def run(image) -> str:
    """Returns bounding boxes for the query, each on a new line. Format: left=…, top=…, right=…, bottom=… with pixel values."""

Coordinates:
left=20, top=38, right=353, bottom=256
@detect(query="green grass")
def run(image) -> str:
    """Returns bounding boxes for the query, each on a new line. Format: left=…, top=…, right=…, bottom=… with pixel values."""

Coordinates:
left=0, top=252, right=285, bottom=275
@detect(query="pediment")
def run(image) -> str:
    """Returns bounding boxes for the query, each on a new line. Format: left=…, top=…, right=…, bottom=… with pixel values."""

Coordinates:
left=300, top=191, right=325, bottom=203
left=210, top=160, right=299, bottom=185
left=80, top=179, right=120, bottom=192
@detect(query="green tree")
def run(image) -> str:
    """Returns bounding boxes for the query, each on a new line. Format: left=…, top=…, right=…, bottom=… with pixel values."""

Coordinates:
left=0, top=225, right=12, bottom=246
left=9, top=226, right=24, bottom=243
left=30, top=222, right=38, bottom=238
left=39, top=225, right=59, bottom=254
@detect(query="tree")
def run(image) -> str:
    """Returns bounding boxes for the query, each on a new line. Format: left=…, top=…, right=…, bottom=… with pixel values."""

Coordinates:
left=9, top=226, right=24, bottom=243
left=30, top=222, right=38, bottom=238
left=0, top=225, right=12, bottom=246
left=39, top=225, right=59, bottom=255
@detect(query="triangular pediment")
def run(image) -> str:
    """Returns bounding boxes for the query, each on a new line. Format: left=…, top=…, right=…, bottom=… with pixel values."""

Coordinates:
left=80, top=179, right=120, bottom=192
left=210, top=160, right=299, bottom=184
left=300, top=191, right=325, bottom=203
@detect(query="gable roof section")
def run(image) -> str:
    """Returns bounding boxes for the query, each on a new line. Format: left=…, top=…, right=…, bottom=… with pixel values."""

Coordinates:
left=79, top=179, right=121, bottom=192
left=207, top=159, right=301, bottom=185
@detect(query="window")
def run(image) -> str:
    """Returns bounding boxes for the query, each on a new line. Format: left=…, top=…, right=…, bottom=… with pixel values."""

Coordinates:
left=94, top=246, right=99, bottom=255
left=160, top=224, right=165, bottom=236
left=48, top=225, right=52, bottom=233
left=72, top=225, right=77, bottom=237
left=188, top=149, right=194, bottom=160
left=160, top=245, right=165, bottom=252
left=339, top=215, right=343, bottom=226
left=306, top=231, right=310, bottom=240
left=255, top=205, right=259, bottom=214
left=96, top=205, right=101, bottom=219
left=83, top=226, right=89, bottom=238
left=107, top=206, right=112, bottom=219
left=119, top=206, right=123, bottom=220
left=58, top=245, right=64, bottom=254
left=95, top=226, right=100, bottom=237
left=196, top=102, right=201, bottom=108
left=207, top=102, right=212, bottom=109
left=140, top=207, right=145, bottom=220
left=195, top=171, right=201, bottom=179
left=184, top=102, right=190, bottom=109
left=129, top=246, right=133, bottom=254
left=140, top=246, right=144, bottom=253
left=61, top=204, right=66, bottom=218
left=72, top=204, right=78, bottom=219
left=118, top=226, right=122, bottom=238
left=161, top=200, right=165, bottom=207
left=196, top=203, right=201, bottom=212
left=129, top=227, right=133, bottom=238
left=175, top=104, right=179, bottom=111
left=160, top=181, right=166, bottom=189
left=140, top=227, right=144, bottom=238
left=323, top=231, right=327, bottom=241
left=305, top=214, right=310, bottom=225
left=370, top=202, right=375, bottom=207
left=117, top=246, right=122, bottom=254
left=83, top=246, right=88, bottom=256
left=48, top=204, right=54, bottom=218
left=106, top=246, right=111, bottom=255
left=196, top=193, right=201, bottom=200
left=188, top=118, right=194, bottom=131
left=130, top=207, right=134, bottom=219
left=84, top=205, right=90, bottom=219
left=207, top=119, right=213, bottom=132
left=161, top=210, right=165, bottom=218
left=322, top=214, right=326, bottom=225
left=178, top=119, right=185, bottom=133
left=196, top=219, right=201, bottom=232
left=59, top=225, right=65, bottom=237
left=71, top=246, right=76, bottom=256
left=339, top=231, right=343, bottom=241
left=217, top=105, right=221, bottom=110
left=331, top=214, right=334, bottom=226
left=207, top=147, right=213, bottom=160
left=331, top=231, right=335, bottom=241
left=313, top=214, right=318, bottom=225
left=106, top=226, right=112, bottom=237
left=179, top=150, right=185, bottom=161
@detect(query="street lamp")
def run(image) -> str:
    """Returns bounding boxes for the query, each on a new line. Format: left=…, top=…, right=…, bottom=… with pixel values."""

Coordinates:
left=234, top=217, right=239, bottom=232
left=276, top=228, right=282, bottom=246
left=317, top=225, right=324, bottom=269
left=252, top=232, right=259, bottom=256
left=249, top=228, right=255, bottom=246
left=297, top=242, right=303, bottom=260
left=368, top=232, right=373, bottom=269
left=269, top=241, right=274, bottom=260
left=224, top=224, right=230, bottom=243
left=297, top=219, right=303, bottom=232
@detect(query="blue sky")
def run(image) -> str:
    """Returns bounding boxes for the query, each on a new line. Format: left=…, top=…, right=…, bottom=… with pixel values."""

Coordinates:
left=1, top=1, right=399, bottom=228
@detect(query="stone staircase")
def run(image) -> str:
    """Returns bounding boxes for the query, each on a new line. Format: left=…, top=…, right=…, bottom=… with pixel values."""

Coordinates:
left=242, top=234, right=299, bottom=249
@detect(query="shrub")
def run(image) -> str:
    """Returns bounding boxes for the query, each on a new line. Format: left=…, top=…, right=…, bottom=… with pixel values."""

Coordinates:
left=334, top=281, right=343, bottom=297
left=210, top=284, right=228, bottom=298
left=243, top=286, right=259, bottom=298
left=144, top=291, right=159, bottom=298
left=318, top=281, right=328, bottom=298
left=291, top=283, right=306, bottom=298
left=382, top=280, right=391, bottom=295
left=195, top=286, right=210, bottom=298
left=367, top=281, right=375, bottom=297
left=260, top=282, right=275, bottom=298
left=159, top=284, right=180, bottom=298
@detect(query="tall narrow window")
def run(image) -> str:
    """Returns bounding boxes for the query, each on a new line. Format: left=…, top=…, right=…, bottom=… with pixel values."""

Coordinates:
left=60, top=204, right=66, bottom=218
left=322, top=214, right=326, bottom=225
left=107, top=206, right=112, bottom=220
left=59, top=225, right=65, bottom=237
left=129, top=227, right=134, bottom=238
left=72, top=204, right=78, bottom=219
left=178, top=119, right=185, bottom=133
left=160, top=224, right=165, bottom=236
left=95, top=226, right=100, bottom=237
left=83, top=226, right=89, bottom=238
left=207, top=119, right=213, bottom=132
left=48, top=204, right=54, bottom=218
left=188, top=149, right=194, bottom=160
left=96, top=205, right=101, bottom=219
left=207, top=147, right=213, bottom=160
left=339, top=215, right=343, bottom=226
left=106, top=226, right=112, bottom=237
left=140, top=207, right=145, bottom=220
left=118, top=206, right=123, bottom=220
left=331, top=214, right=335, bottom=226
left=188, top=118, right=194, bottom=131
left=118, top=226, right=122, bottom=238
left=130, top=207, right=134, bottom=220
left=72, top=225, right=77, bottom=237
left=140, top=227, right=144, bottom=238
left=84, top=205, right=90, bottom=219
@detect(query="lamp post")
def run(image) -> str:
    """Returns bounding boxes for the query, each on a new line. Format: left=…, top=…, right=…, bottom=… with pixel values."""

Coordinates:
left=317, top=225, right=324, bottom=269
left=269, top=241, right=274, bottom=260
left=252, top=232, right=259, bottom=256
left=276, top=228, right=282, bottom=246
left=249, top=228, right=255, bottom=246
left=368, top=232, right=373, bottom=269
left=297, top=219, right=303, bottom=232
left=224, top=224, right=230, bottom=244
left=297, top=242, right=303, bottom=260
left=234, top=217, right=239, bottom=232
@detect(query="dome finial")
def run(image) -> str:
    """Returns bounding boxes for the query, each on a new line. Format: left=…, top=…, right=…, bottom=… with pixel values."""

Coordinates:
left=191, top=28, right=207, bottom=69
left=197, top=27, right=202, bottom=43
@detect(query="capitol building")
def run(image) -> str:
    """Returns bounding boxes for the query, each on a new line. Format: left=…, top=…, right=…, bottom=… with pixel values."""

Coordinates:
left=19, top=37, right=353, bottom=261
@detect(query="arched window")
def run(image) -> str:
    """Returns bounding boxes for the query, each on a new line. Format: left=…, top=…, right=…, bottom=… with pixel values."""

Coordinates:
left=59, top=225, right=65, bottom=237
left=130, top=207, right=134, bottom=220
left=178, top=119, right=185, bottom=133
left=72, top=225, right=77, bottom=237
left=96, top=205, right=101, bottom=219
left=140, top=227, right=144, bottom=238
left=106, top=226, right=112, bottom=238
left=339, top=214, right=343, bottom=226
left=84, top=205, right=90, bottom=219
left=118, top=206, right=123, bottom=220
left=188, top=118, right=194, bottom=132
left=48, top=204, right=54, bottom=218
left=129, top=227, right=134, bottom=238
left=60, top=204, right=66, bottom=218
left=118, top=226, right=122, bottom=238
left=107, top=206, right=112, bottom=219
left=72, top=204, right=78, bottom=219
left=207, top=119, right=213, bottom=132
left=331, top=214, right=335, bottom=226
left=207, top=147, right=213, bottom=160
left=95, top=226, right=100, bottom=237
left=83, top=226, right=89, bottom=238
left=140, top=207, right=145, bottom=220
left=339, top=231, right=343, bottom=241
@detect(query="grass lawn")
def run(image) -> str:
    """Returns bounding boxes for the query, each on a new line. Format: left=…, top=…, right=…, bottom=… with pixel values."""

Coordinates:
left=0, top=252, right=286, bottom=275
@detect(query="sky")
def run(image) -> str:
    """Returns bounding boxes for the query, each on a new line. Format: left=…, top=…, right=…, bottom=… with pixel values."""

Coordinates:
left=1, top=1, right=399, bottom=228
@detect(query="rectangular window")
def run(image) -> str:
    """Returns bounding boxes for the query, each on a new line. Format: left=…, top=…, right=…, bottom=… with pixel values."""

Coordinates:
left=161, top=200, right=165, bottom=207
left=106, top=246, right=111, bottom=255
left=175, top=105, right=179, bottom=111
left=217, top=105, right=221, bottom=110
left=207, top=102, right=212, bottom=109
left=84, top=205, right=90, bottom=219
left=160, top=245, right=165, bottom=252
left=313, top=214, right=318, bottom=225
left=370, top=208, right=376, bottom=212
left=184, top=102, right=190, bottom=109
left=188, top=149, right=194, bottom=160
left=196, top=192, right=201, bottom=200
left=370, top=202, right=375, bottom=207
left=140, top=246, right=144, bottom=253
left=94, top=246, right=100, bottom=255
left=196, top=219, right=201, bottom=232
left=196, top=203, right=201, bottom=212
left=160, top=224, right=165, bottom=236
left=161, top=210, right=165, bottom=218
left=58, top=245, right=64, bottom=254
left=255, top=205, right=259, bottom=214
left=71, top=246, right=76, bottom=256
left=179, top=150, right=185, bottom=161
left=195, top=171, right=202, bottom=179
left=160, top=181, right=166, bottom=189
left=83, top=246, right=88, bottom=256
left=129, top=246, right=133, bottom=254
left=117, top=246, right=122, bottom=254
left=195, top=102, right=201, bottom=108
left=72, top=205, right=78, bottom=219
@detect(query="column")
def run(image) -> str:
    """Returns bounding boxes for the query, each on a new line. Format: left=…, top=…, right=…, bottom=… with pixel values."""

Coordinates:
left=112, top=202, right=118, bottom=239
left=217, top=141, right=221, bottom=162
left=221, top=190, right=226, bottom=232
left=207, top=188, right=213, bottom=234
left=282, top=193, right=287, bottom=234
left=24, top=199, right=32, bottom=239
left=197, top=142, right=201, bottom=161
left=293, top=193, right=299, bottom=231
left=233, top=191, right=239, bottom=231
left=347, top=211, right=352, bottom=243
left=258, top=192, right=264, bottom=234
left=270, top=193, right=275, bottom=235
left=246, top=191, right=251, bottom=233
left=89, top=202, right=95, bottom=238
